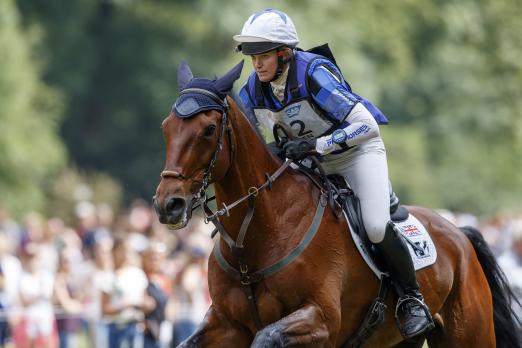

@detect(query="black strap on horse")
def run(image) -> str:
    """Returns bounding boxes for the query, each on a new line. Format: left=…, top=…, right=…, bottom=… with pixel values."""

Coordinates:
left=201, top=159, right=294, bottom=329
left=212, top=192, right=327, bottom=330
left=344, top=275, right=391, bottom=348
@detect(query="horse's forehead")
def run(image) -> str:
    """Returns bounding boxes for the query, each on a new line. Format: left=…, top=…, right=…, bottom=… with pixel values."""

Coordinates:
left=163, top=111, right=218, bottom=134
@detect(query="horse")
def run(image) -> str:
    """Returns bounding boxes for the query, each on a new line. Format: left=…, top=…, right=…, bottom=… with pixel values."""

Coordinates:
left=153, top=60, right=522, bottom=348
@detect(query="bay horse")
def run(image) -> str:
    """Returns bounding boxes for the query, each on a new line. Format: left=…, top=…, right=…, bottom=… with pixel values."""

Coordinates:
left=153, top=61, right=522, bottom=348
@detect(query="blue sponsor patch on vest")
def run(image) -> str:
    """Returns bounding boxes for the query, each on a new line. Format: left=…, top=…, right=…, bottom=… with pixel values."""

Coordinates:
left=285, top=104, right=301, bottom=118
left=331, top=129, right=347, bottom=144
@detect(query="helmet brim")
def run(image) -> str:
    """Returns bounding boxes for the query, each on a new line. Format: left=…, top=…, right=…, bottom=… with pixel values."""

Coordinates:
left=237, top=41, right=287, bottom=55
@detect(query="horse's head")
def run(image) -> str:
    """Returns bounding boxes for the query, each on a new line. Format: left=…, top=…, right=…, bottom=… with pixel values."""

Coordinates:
left=153, top=60, right=244, bottom=229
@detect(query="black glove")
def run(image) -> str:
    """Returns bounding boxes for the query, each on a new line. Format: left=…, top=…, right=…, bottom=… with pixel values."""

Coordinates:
left=282, top=138, right=317, bottom=161
left=266, top=142, right=285, bottom=161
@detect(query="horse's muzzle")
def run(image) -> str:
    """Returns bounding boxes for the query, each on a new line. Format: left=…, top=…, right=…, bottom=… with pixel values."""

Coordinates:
left=153, top=195, right=190, bottom=229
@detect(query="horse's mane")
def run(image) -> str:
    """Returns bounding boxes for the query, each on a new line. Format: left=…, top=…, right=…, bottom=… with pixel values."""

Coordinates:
left=227, top=91, right=263, bottom=138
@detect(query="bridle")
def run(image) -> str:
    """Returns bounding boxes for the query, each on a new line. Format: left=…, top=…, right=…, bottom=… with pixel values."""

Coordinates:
left=160, top=88, right=235, bottom=202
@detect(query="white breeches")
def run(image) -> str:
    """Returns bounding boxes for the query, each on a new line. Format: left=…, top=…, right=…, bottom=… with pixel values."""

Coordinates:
left=322, top=137, right=390, bottom=243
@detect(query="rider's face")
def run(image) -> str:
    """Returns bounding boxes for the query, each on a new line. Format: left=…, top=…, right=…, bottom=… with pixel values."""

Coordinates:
left=251, top=50, right=279, bottom=82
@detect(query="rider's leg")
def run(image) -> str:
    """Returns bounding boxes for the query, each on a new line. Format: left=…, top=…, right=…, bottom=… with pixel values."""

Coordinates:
left=377, top=222, right=435, bottom=338
left=322, top=138, right=390, bottom=244
left=322, top=138, right=434, bottom=339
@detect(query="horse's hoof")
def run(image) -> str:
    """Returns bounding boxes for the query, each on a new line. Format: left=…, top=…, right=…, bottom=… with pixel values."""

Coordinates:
left=251, top=326, right=285, bottom=348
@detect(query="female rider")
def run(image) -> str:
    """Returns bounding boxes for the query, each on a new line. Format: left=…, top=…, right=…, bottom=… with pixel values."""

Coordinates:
left=234, top=8, right=433, bottom=339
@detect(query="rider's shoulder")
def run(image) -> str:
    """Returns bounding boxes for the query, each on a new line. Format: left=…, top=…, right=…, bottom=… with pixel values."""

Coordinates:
left=306, top=57, right=343, bottom=84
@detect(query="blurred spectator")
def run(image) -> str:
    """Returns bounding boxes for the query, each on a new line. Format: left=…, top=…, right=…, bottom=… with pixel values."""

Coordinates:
left=0, top=233, right=20, bottom=348
left=141, top=243, right=169, bottom=348
left=481, top=213, right=512, bottom=256
left=75, top=201, right=102, bottom=260
left=0, top=265, right=11, bottom=348
left=0, top=206, right=21, bottom=249
left=18, top=213, right=45, bottom=256
left=38, top=218, right=60, bottom=274
left=498, top=217, right=522, bottom=320
left=127, top=200, right=154, bottom=254
left=14, top=243, right=57, bottom=348
left=53, top=250, right=84, bottom=348
left=84, top=238, right=113, bottom=348
left=170, top=246, right=211, bottom=347
left=101, top=236, right=148, bottom=348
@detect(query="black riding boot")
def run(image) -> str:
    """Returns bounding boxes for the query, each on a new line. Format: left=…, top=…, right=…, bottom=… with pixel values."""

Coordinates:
left=375, top=221, right=435, bottom=339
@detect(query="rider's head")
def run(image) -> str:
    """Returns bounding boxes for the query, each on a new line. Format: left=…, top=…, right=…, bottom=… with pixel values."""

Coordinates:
left=233, top=9, right=299, bottom=82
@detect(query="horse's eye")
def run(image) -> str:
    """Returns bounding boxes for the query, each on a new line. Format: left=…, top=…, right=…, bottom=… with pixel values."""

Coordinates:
left=204, top=125, right=216, bottom=137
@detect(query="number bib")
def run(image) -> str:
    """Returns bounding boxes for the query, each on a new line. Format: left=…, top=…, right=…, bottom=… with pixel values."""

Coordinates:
left=253, top=98, right=334, bottom=141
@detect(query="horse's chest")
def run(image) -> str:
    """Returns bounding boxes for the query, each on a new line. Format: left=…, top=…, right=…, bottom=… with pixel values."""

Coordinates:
left=216, top=287, right=284, bottom=323
left=215, top=281, right=296, bottom=328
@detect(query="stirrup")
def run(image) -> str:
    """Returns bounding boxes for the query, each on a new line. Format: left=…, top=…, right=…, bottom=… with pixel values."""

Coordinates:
left=394, top=295, right=434, bottom=339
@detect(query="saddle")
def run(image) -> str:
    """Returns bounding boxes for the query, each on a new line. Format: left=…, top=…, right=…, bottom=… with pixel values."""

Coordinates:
left=328, top=174, right=408, bottom=271
left=327, top=174, right=436, bottom=270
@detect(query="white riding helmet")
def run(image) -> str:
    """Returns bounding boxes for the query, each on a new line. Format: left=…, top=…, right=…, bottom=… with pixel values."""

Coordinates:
left=233, top=9, right=299, bottom=55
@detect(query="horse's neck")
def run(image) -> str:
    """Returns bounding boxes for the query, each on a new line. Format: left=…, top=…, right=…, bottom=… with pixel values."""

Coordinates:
left=213, top=106, right=318, bottom=265
left=214, top=108, right=279, bottom=206
left=213, top=108, right=286, bottom=241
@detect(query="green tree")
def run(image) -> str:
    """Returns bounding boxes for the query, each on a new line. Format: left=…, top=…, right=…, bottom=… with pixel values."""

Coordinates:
left=13, top=0, right=521, bottom=215
left=0, top=0, right=65, bottom=215
left=17, top=0, right=235, bottom=202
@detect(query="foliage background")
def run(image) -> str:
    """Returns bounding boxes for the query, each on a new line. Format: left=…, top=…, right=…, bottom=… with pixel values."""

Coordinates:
left=1, top=0, right=521, bottom=217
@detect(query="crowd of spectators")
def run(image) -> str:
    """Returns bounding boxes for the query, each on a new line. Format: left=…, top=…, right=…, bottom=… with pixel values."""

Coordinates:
left=438, top=208, right=522, bottom=319
left=0, top=200, right=213, bottom=348
left=0, top=201, right=521, bottom=348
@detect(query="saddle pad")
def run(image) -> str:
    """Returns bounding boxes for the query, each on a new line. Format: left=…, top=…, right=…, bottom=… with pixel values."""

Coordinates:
left=348, top=212, right=437, bottom=278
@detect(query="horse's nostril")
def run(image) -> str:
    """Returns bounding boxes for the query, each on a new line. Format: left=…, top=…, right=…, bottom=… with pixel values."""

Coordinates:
left=166, top=197, right=186, bottom=215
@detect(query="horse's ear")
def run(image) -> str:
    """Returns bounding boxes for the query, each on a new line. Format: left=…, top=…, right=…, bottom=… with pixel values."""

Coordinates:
left=177, top=60, right=193, bottom=91
left=214, top=60, right=244, bottom=95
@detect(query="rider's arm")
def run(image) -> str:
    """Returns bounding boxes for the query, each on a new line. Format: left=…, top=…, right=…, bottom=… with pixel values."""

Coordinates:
left=315, top=104, right=380, bottom=154
left=308, top=61, right=380, bottom=154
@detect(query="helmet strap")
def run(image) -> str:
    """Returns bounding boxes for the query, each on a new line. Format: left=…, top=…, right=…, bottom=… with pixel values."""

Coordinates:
left=270, top=47, right=292, bottom=82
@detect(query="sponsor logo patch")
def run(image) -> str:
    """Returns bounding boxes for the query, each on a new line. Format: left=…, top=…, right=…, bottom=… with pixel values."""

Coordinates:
left=346, top=124, right=370, bottom=140
left=331, top=129, right=347, bottom=144
left=285, top=105, right=301, bottom=118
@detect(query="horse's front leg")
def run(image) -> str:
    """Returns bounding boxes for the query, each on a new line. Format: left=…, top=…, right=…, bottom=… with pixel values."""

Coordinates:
left=251, top=303, right=337, bottom=348
left=177, top=305, right=252, bottom=348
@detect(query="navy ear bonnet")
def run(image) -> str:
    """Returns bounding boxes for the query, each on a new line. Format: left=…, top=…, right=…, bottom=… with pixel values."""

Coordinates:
left=172, top=60, right=244, bottom=119
left=173, top=78, right=227, bottom=118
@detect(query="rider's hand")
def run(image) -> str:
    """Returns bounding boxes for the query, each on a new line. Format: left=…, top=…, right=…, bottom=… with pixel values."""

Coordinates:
left=283, top=138, right=317, bottom=161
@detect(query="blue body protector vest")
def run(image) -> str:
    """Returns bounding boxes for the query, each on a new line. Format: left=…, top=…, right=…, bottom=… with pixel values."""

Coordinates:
left=243, top=46, right=388, bottom=141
